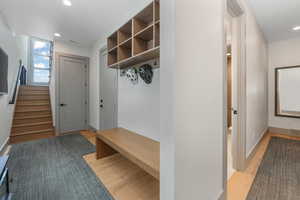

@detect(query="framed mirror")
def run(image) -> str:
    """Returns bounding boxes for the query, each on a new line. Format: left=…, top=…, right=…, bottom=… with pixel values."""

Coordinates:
left=275, top=66, right=300, bottom=118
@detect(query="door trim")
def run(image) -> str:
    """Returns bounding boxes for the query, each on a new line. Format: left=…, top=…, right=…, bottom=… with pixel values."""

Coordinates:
left=55, top=52, right=90, bottom=135
left=223, top=0, right=247, bottom=198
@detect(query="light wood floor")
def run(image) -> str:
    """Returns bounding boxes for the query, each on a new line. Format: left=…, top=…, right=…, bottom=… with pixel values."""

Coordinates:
left=227, top=132, right=300, bottom=200
left=80, top=130, right=159, bottom=200
left=80, top=130, right=96, bottom=145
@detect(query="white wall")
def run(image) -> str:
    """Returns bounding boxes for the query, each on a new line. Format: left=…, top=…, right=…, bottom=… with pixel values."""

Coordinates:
left=268, top=37, right=300, bottom=131
left=54, top=41, right=91, bottom=58
left=161, top=0, right=224, bottom=199
left=118, top=61, right=160, bottom=142
left=0, top=15, right=26, bottom=150
left=50, top=40, right=91, bottom=126
left=242, top=0, right=269, bottom=157
left=15, top=35, right=29, bottom=69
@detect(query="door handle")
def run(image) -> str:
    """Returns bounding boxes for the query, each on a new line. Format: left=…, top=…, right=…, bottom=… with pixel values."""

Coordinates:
left=232, top=108, right=238, bottom=115
left=60, top=103, right=67, bottom=107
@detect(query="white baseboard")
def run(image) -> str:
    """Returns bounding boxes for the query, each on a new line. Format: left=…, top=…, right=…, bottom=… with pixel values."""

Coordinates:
left=269, top=127, right=300, bottom=137
left=217, top=190, right=225, bottom=200
left=246, top=127, right=268, bottom=165
left=88, top=125, right=97, bottom=132
left=0, top=137, right=10, bottom=155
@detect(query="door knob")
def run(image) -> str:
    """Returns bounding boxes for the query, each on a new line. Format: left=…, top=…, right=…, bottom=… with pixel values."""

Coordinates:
left=232, top=109, right=238, bottom=115
left=60, top=103, right=66, bottom=107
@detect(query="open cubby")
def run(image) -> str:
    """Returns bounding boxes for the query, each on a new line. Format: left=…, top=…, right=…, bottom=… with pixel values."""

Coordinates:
left=133, top=37, right=154, bottom=56
left=108, top=48, right=118, bottom=66
left=135, top=25, right=154, bottom=41
left=107, top=32, right=118, bottom=51
left=155, top=22, right=160, bottom=47
left=133, top=3, right=154, bottom=35
left=107, top=0, right=160, bottom=68
left=154, top=1, right=160, bottom=22
left=118, top=39, right=132, bottom=62
left=118, top=20, right=132, bottom=44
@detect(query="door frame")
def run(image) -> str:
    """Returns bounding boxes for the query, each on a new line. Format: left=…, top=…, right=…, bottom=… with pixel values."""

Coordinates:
left=55, top=52, right=90, bottom=135
left=98, top=45, right=118, bottom=131
left=223, top=0, right=246, bottom=197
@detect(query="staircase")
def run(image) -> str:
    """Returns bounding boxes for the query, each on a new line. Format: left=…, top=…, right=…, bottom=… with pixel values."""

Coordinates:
left=10, top=86, right=55, bottom=144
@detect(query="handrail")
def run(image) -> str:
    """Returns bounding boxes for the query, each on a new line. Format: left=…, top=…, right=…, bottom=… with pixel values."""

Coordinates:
left=9, top=60, right=26, bottom=105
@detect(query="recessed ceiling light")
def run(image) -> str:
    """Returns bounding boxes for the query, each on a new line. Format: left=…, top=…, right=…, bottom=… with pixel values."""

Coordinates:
left=293, top=26, right=300, bottom=31
left=54, top=33, right=61, bottom=37
left=63, top=0, right=72, bottom=6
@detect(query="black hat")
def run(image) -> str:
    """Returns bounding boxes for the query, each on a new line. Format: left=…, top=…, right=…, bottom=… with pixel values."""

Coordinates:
left=139, top=64, right=153, bottom=84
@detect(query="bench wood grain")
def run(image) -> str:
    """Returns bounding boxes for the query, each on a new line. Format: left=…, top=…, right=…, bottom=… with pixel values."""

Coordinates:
left=96, top=128, right=160, bottom=180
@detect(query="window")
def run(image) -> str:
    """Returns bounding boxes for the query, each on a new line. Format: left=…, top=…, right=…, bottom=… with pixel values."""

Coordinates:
left=31, top=38, right=53, bottom=84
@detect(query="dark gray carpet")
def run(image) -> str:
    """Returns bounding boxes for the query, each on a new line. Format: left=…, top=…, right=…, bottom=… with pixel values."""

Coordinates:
left=8, top=134, right=114, bottom=200
left=246, top=137, right=300, bottom=200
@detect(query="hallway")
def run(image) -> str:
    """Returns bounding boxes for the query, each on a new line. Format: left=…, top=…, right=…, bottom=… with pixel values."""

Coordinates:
left=228, top=132, right=300, bottom=200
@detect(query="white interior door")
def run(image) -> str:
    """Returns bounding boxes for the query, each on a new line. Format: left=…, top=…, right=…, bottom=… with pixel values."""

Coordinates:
left=59, top=56, right=87, bottom=133
left=99, top=49, right=118, bottom=131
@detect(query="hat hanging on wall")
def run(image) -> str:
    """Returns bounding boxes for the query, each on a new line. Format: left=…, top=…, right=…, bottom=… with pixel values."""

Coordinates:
left=139, top=64, right=153, bottom=84
left=120, top=69, right=127, bottom=77
left=126, top=67, right=138, bottom=85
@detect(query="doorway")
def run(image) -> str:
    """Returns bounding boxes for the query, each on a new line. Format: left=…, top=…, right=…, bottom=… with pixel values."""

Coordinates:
left=224, top=0, right=247, bottom=186
left=56, top=53, right=89, bottom=134
left=99, top=48, right=118, bottom=131
left=226, top=41, right=235, bottom=179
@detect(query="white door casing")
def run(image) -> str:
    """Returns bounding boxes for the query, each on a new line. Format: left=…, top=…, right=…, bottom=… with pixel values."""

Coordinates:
left=223, top=0, right=247, bottom=198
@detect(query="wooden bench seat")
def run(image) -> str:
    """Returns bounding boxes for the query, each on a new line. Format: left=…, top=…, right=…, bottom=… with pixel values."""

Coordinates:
left=96, top=128, right=160, bottom=180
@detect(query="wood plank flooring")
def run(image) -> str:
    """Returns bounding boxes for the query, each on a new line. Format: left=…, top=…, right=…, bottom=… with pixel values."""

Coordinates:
left=227, top=132, right=300, bottom=200
left=80, top=130, right=159, bottom=200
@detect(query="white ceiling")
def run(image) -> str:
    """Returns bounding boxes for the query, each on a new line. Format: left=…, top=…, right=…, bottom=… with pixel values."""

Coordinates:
left=248, top=0, right=300, bottom=42
left=0, top=0, right=151, bottom=47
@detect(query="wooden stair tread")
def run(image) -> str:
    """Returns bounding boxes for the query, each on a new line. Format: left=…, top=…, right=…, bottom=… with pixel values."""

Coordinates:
left=18, top=99, right=49, bottom=103
left=15, top=108, right=51, bottom=113
left=18, top=97, right=50, bottom=101
left=10, top=132, right=54, bottom=144
left=14, top=114, right=52, bottom=120
left=20, top=86, right=49, bottom=91
left=19, top=93, right=49, bottom=96
left=13, top=121, right=52, bottom=128
left=11, top=129, right=54, bottom=136
left=17, top=102, right=50, bottom=106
